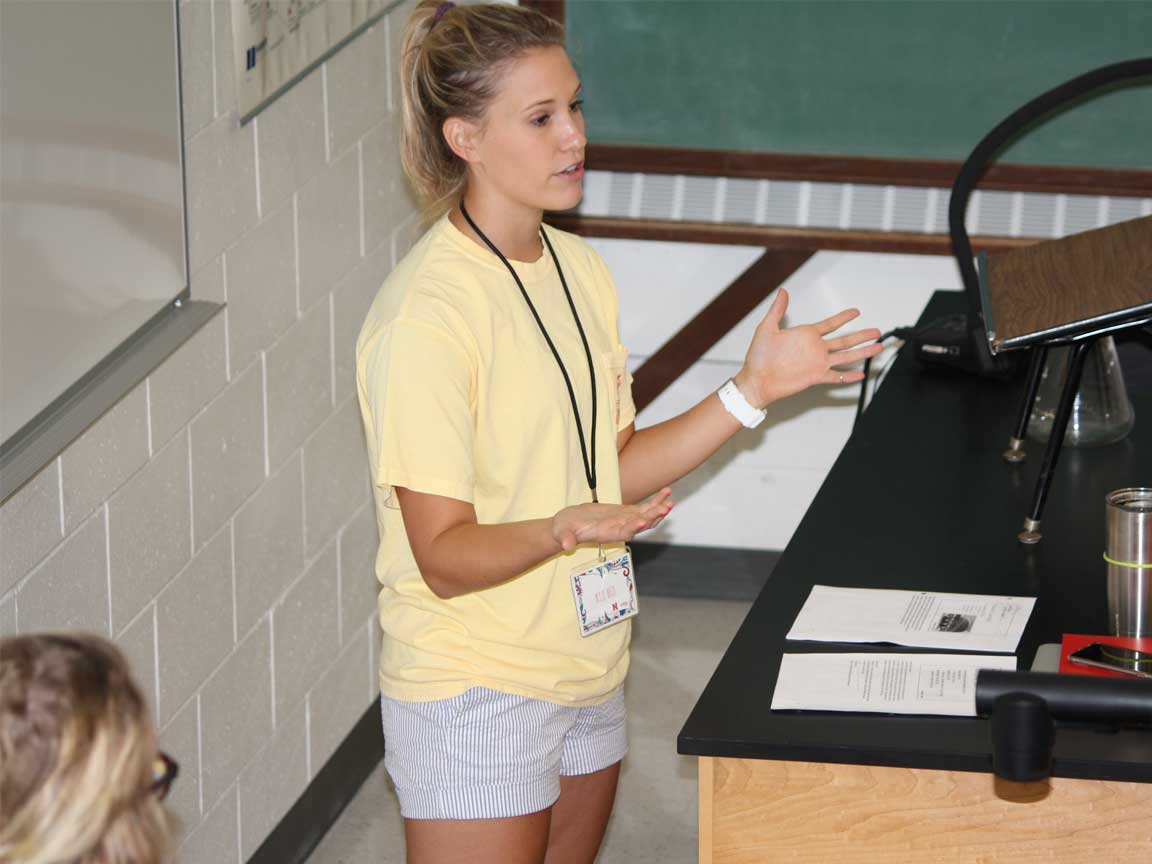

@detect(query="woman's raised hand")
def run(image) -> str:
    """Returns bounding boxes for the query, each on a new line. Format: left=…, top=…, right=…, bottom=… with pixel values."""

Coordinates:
left=732, top=288, right=884, bottom=408
left=552, top=488, right=674, bottom=552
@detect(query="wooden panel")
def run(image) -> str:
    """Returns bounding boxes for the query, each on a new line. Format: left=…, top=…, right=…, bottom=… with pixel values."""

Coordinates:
left=585, top=144, right=1152, bottom=198
left=630, top=250, right=812, bottom=413
left=706, top=757, right=1152, bottom=864
left=547, top=214, right=1037, bottom=256
left=986, top=215, right=1152, bottom=348
left=699, top=756, right=714, bottom=864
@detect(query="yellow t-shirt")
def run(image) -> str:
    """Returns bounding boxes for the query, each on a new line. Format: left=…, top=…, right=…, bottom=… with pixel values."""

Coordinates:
left=356, top=214, right=637, bottom=707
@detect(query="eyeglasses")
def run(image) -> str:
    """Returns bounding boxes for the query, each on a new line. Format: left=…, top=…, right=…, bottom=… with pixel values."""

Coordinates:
left=150, top=752, right=179, bottom=801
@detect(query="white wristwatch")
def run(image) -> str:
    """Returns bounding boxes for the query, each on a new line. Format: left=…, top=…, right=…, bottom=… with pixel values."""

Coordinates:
left=717, top=378, right=766, bottom=429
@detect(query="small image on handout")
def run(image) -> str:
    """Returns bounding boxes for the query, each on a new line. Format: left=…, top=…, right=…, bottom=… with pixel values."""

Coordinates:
left=936, top=613, right=975, bottom=633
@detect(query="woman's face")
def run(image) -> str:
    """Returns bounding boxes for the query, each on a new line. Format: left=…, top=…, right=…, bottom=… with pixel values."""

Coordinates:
left=461, top=45, right=586, bottom=216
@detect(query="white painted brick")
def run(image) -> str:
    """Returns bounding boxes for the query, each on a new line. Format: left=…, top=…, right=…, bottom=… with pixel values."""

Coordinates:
left=238, top=705, right=309, bottom=860
left=273, top=541, right=339, bottom=720
left=185, top=112, right=258, bottom=273
left=178, top=782, right=238, bottom=864
left=178, top=0, right=214, bottom=137
left=60, top=383, right=150, bottom=531
left=265, top=299, right=333, bottom=471
left=325, top=20, right=390, bottom=159
left=363, top=114, right=417, bottom=254
left=156, top=526, right=234, bottom=725
left=390, top=210, right=423, bottom=266
left=0, top=460, right=63, bottom=595
left=386, top=3, right=415, bottom=114
left=189, top=363, right=264, bottom=546
left=211, top=0, right=236, bottom=117
left=233, top=455, right=305, bottom=636
left=297, top=147, right=362, bottom=311
left=339, top=504, right=380, bottom=642
left=224, top=202, right=298, bottom=375
left=159, top=695, right=201, bottom=845
left=190, top=254, right=226, bottom=305
left=303, top=398, right=370, bottom=556
left=256, top=67, right=327, bottom=217
left=149, top=310, right=229, bottom=450
left=199, top=620, right=272, bottom=808
left=308, top=624, right=372, bottom=774
left=332, top=240, right=392, bottom=404
left=17, top=509, right=109, bottom=635
left=116, top=605, right=157, bottom=721
left=108, top=433, right=192, bottom=632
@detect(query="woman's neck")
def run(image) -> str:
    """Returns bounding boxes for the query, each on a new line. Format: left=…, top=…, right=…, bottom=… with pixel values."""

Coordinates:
left=452, top=192, right=544, bottom=263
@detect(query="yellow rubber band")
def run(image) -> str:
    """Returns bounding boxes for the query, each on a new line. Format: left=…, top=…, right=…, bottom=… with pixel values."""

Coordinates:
left=1102, top=552, right=1152, bottom=569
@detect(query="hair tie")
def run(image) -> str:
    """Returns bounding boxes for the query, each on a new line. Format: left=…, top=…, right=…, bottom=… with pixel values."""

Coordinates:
left=434, top=2, right=455, bottom=23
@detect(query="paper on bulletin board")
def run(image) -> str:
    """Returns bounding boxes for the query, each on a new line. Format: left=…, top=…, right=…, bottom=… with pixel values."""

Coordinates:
left=233, top=0, right=388, bottom=121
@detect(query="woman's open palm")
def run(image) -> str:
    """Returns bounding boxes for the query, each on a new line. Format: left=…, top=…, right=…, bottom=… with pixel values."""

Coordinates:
left=738, top=288, right=884, bottom=406
left=552, top=488, right=674, bottom=552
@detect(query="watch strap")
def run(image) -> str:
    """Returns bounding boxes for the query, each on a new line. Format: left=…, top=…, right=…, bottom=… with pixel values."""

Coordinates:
left=717, top=378, right=766, bottom=428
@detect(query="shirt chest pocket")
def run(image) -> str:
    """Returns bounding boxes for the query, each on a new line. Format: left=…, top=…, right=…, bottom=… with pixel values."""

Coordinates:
left=601, top=347, right=635, bottom=430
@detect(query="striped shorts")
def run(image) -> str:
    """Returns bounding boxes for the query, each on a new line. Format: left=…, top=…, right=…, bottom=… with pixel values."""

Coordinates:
left=379, top=686, right=627, bottom=820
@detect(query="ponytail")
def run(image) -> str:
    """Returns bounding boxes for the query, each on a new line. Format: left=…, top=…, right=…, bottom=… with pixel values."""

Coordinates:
left=399, top=0, right=565, bottom=223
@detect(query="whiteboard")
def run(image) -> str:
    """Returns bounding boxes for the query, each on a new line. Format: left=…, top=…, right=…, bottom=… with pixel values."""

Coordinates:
left=0, top=0, right=186, bottom=445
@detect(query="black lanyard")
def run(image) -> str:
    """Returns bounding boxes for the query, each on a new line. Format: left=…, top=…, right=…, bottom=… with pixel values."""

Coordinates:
left=459, top=202, right=599, bottom=502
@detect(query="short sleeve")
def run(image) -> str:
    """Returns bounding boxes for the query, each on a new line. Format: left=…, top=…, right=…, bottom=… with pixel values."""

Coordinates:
left=358, top=319, right=475, bottom=506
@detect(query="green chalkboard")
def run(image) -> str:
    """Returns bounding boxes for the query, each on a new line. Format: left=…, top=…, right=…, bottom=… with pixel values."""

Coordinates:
left=566, top=0, right=1152, bottom=169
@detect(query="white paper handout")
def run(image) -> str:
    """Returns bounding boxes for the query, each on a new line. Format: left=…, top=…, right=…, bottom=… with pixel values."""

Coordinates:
left=787, top=585, right=1035, bottom=653
left=771, top=652, right=1017, bottom=716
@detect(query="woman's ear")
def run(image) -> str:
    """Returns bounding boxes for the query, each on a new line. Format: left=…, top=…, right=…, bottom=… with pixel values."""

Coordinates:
left=442, top=116, right=480, bottom=164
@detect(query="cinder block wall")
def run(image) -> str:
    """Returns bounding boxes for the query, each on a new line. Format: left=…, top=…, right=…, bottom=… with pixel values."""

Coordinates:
left=0, top=1, right=418, bottom=859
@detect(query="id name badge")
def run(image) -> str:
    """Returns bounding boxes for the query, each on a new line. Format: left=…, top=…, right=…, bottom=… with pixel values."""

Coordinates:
left=570, top=548, right=638, bottom=637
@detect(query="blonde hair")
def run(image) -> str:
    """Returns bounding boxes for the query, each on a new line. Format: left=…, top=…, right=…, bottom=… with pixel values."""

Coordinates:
left=399, top=0, right=566, bottom=222
left=0, top=633, right=171, bottom=864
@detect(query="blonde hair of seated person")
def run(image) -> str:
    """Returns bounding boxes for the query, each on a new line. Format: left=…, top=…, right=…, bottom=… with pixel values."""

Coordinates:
left=0, top=633, right=172, bottom=864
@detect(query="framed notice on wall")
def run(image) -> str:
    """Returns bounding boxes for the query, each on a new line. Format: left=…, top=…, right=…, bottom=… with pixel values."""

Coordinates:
left=232, top=0, right=392, bottom=122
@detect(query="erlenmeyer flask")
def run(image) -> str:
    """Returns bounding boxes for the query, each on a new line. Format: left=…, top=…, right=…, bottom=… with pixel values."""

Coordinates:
left=1027, top=336, right=1134, bottom=447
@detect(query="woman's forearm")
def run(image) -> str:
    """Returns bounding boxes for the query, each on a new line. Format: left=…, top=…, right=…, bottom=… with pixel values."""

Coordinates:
left=419, top=518, right=562, bottom=599
left=617, top=384, right=745, bottom=504
left=397, top=488, right=674, bottom=600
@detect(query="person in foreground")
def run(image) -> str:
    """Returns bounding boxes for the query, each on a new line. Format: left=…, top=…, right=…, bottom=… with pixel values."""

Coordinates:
left=355, top=3, right=883, bottom=862
left=0, top=633, right=176, bottom=864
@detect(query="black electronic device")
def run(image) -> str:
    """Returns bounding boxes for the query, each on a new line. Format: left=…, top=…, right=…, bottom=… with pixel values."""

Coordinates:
left=1067, top=642, right=1152, bottom=679
left=910, top=313, right=1010, bottom=377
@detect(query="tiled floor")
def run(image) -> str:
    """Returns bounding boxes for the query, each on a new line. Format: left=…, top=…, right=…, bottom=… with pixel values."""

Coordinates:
left=304, top=596, right=753, bottom=864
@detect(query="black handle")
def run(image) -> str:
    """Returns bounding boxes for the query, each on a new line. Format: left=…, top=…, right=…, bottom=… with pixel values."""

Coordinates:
left=976, top=669, right=1152, bottom=782
left=976, top=669, right=1152, bottom=723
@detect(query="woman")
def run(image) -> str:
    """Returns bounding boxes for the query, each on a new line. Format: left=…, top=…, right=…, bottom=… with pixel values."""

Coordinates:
left=355, top=3, right=882, bottom=861
left=0, top=633, right=175, bottom=864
